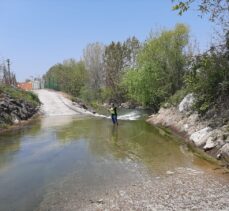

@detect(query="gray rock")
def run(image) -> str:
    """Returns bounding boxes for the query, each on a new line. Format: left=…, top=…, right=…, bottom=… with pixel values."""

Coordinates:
left=190, top=127, right=212, bottom=147
left=121, top=102, right=133, bottom=109
left=216, top=139, right=225, bottom=147
left=13, top=117, right=19, bottom=124
left=178, top=93, right=195, bottom=113
left=219, top=143, right=229, bottom=162
left=184, top=124, right=189, bottom=131
left=203, top=137, right=217, bottom=151
left=0, top=94, right=38, bottom=126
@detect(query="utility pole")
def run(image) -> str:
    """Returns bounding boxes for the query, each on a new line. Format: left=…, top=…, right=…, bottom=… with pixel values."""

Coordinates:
left=0, top=58, right=3, bottom=83
left=6, top=59, right=10, bottom=72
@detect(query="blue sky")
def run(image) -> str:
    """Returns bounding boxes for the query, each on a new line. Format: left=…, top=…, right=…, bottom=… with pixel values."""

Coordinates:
left=0, top=0, right=214, bottom=82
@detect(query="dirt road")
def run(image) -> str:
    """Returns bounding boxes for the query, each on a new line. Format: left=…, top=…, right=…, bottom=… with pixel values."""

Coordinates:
left=33, top=89, right=92, bottom=116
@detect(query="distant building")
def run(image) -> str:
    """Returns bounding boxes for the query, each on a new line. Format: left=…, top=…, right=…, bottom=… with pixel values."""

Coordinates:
left=17, top=78, right=45, bottom=91
left=32, top=79, right=45, bottom=89
left=17, top=82, right=33, bottom=91
left=32, top=80, right=40, bottom=90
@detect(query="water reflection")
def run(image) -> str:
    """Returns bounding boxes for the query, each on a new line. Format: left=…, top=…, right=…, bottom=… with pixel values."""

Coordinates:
left=0, top=116, right=228, bottom=211
left=0, top=117, right=203, bottom=174
left=53, top=118, right=194, bottom=173
left=111, top=125, right=118, bottom=143
left=40, top=115, right=85, bottom=129
left=0, top=119, right=42, bottom=171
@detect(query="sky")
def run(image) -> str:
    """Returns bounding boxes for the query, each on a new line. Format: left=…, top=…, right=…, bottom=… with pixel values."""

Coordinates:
left=0, top=0, right=215, bottom=82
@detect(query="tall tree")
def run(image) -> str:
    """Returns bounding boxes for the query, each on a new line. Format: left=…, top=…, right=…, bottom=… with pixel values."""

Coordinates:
left=44, top=59, right=87, bottom=96
left=122, top=24, right=189, bottom=109
left=83, top=43, right=105, bottom=95
left=122, top=36, right=141, bottom=69
left=103, top=41, right=125, bottom=100
left=103, top=37, right=140, bottom=102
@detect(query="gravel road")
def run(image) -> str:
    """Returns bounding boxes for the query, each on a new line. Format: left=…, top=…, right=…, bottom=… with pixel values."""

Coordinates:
left=33, top=89, right=92, bottom=116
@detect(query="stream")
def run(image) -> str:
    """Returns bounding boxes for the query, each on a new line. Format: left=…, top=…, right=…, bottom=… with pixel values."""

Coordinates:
left=0, top=112, right=228, bottom=210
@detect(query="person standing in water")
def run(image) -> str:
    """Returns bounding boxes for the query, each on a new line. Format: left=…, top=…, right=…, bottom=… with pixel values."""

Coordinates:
left=109, top=103, right=118, bottom=125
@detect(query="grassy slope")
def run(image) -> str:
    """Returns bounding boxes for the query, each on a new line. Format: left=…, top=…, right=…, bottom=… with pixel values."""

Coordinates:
left=0, top=84, right=40, bottom=130
left=0, top=84, right=40, bottom=106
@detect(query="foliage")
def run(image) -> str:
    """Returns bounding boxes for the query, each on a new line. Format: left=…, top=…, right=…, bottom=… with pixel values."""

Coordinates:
left=122, top=24, right=189, bottom=110
left=166, top=88, right=189, bottom=106
left=42, top=23, right=228, bottom=116
left=185, top=34, right=229, bottom=114
left=83, top=42, right=105, bottom=100
left=0, top=84, right=40, bottom=106
left=79, top=85, right=99, bottom=103
left=103, top=37, right=140, bottom=102
left=172, top=0, right=229, bottom=29
left=122, top=36, right=141, bottom=69
left=100, top=87, right=113, bottom=102
left=103, top=41, right=126, bottom=101
left=44, top=59, right=88, bottom=97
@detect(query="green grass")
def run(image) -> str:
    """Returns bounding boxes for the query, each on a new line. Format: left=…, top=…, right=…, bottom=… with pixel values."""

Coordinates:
left=0, top=84, right=40, bottom=106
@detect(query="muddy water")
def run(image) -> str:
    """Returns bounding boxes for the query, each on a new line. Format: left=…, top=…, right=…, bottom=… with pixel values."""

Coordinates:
left=0, top=115, right=228, bottom=211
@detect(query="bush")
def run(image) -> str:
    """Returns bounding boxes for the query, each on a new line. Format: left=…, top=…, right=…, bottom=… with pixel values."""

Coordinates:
left=185, top=41, right=229, bottom=114
left=166, top=88, right=189, bottom=106
left=121, top=24, right=189, bottom=109
left=0, top=84, right=40, bottom=106
left=79, top=86, right=95, bottom=102
left=100, top=87, right=113, bottom=103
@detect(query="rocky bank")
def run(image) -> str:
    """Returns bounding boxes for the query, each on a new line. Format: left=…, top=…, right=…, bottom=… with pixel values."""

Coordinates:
left=0, top=92, right=40, bottom=129
left=147, top=94, right=229, bottom=166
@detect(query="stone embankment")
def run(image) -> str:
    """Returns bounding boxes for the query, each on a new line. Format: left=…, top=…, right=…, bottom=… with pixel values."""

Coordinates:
left=0, top=93, right=39, bottom=128
left=147, top=94, right=229, bottom=166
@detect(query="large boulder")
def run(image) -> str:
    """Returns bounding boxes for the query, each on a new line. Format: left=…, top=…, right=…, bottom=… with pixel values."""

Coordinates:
left=190, top=127, right=212, bottom=147
left=203, top=136, right=217, bottom=151
left=178, top=93, right=195, bottom=113
left=218, top=143, right=229, bottom=162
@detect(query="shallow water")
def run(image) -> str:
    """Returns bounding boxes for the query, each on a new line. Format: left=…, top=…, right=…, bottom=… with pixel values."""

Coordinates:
left=0, top=115, right=228, bottom=210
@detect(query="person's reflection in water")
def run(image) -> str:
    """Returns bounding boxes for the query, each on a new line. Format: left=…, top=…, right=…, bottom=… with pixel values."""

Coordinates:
left=111, top=125, right=118, bottom=143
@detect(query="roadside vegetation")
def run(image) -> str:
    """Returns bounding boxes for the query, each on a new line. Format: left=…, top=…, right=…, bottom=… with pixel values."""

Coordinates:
left=0, top=59, right=40, bottom=108
left=0, top=84, right=40, bottom=129
left=44, top=25, right=189, bottom=111
left=44, top=0, right=228, bottom=117
left=0, top=84, right=40, bottom=107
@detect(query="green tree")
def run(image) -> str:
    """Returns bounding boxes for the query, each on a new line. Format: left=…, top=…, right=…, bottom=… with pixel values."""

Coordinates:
left=83, top=42, right=105, bottom=100
left=122, top=36, right=141, bottom=69
left=83, top=43, right=105, bottom=90
left=172, top=0, right=229, bottom=116
left=122, top=24, right=189, bottom=110
left=103, top=41, right=125, bottom=101
left=44, top=59, right=87, bottom=97
left=103, top=37, right=140, bottom=102
left=185, top=33, right=229, bottom=114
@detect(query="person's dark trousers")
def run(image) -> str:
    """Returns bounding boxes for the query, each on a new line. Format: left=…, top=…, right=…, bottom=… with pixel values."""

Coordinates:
left=112, top=114, right=118, bottom=124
